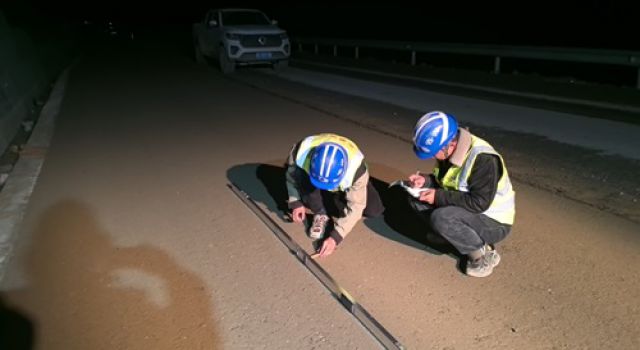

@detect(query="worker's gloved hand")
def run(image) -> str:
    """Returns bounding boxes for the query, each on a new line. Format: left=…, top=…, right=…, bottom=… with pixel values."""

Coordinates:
left=291, top=206, right=307, bottom=223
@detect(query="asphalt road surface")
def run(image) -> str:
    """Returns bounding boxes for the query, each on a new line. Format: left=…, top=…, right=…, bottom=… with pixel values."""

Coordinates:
left=1, top=40, right=639, bottom=349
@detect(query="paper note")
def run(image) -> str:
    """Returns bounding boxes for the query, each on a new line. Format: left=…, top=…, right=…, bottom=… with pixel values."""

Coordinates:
left=389, top=180, right=431, bottom=198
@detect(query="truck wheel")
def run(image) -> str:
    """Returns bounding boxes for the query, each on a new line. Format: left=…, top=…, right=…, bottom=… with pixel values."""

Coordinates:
left=219, top=49, right=235, bottom=74
left=194, top=43, right=205, bottom=64
left=273, top=59, right=289, bottom=71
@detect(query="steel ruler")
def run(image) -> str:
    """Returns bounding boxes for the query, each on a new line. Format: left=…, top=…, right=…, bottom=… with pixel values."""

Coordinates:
left=228, top=183, right=405, bottom=350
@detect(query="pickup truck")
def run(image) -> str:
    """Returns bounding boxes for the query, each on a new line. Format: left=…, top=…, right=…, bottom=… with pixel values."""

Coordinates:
left=193, top=8, right=290, bottom=73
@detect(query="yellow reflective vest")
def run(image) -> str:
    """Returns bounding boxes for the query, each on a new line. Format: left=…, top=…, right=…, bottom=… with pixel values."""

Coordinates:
left=434, top=135, right=515, bottom=225
left=295, top=133, right=365, bottom=191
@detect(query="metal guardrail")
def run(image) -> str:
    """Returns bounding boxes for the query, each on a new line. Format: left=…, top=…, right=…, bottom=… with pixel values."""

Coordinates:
left=292, top=37, right=640, bottom=89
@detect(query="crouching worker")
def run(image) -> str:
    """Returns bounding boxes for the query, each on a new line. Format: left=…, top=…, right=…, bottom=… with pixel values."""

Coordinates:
left=285, top=133, right=384, bottom=258
left=408, top=111, right=516, bottom=277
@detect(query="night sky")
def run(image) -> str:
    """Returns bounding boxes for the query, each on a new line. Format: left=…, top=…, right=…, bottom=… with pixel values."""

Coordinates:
left=2, top=1, right=639, bottom=50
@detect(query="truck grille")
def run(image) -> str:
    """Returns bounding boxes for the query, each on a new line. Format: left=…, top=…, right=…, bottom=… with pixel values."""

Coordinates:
left=240, top=35, right=282, bottom=48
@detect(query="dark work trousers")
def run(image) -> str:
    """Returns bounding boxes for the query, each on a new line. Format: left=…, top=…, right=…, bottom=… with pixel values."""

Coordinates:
left=298, top=175, right=384, bottom=219
left=408, top=196, right=511, bottom=255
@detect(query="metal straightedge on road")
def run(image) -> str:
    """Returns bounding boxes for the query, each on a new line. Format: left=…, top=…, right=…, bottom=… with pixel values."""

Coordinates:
left=228, top=183, right=404, bottom=350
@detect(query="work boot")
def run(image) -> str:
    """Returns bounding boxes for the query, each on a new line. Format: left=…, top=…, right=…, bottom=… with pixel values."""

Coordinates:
left=466, top=245, right=501, bottom=278
left=309, top=214, right=329, bottom=240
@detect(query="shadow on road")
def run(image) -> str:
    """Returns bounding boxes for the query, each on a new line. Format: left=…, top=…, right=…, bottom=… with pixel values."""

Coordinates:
left=366, top=177, right=458, bottom=256
left=5, top=200, right=220, bottom=349
left=227, top=163, right=459, bottom=257
left=227, top=162, right=289, bottom=216
left=0, top=295, right=34, bottom=350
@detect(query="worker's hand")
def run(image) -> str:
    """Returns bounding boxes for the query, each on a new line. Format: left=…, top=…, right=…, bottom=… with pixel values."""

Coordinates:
left=419, top=189, right=435, bottom=205
left=291, top=206, right=307, bottom=223
left=408, top=173, right=426, bottom=188
left=317, top=237, right=337, bottom=257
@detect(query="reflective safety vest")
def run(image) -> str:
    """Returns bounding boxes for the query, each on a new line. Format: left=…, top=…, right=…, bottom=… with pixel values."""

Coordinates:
left=434, top=135, right=515, bottom=225
left=295, top=133, right=365, bottom=192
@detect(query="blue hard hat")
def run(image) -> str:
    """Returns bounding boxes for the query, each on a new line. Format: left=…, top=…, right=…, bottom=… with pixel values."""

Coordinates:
left=413, top=111, right=459, bottom=159
left=309, top=142, right=348, bottom=190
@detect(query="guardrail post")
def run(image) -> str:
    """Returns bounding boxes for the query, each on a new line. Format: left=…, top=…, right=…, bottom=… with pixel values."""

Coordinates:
left=355, top=46, right=359, bottom=59
left=333, top=45, right=337, bottom=57
left=411, top=51, right=416, bottom=66
left=298, top=43, right=302, bottom=52
left=314, top=44, right=318, bottom=55
left=494, top=56, right=501, bottom=74
left=637, top=67, right=640, bottom=89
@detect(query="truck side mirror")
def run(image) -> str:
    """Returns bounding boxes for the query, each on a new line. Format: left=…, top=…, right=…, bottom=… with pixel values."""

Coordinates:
left=208, top=19, right=218, bottom=27
left=271, top=19, right=278, bottom=25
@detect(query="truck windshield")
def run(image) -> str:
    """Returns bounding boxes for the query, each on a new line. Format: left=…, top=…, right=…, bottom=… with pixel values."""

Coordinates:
left=222, top=11, right=271, bottom=26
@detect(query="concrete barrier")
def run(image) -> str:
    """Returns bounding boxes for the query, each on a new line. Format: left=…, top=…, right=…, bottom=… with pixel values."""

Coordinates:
left=0, top=10, right=75, bottom=156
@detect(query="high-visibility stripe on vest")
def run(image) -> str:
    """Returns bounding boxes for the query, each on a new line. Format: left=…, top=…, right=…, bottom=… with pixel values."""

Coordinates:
left=434, top=135, right=515, bottom=225
left=295, top=134, right=365, bottom=191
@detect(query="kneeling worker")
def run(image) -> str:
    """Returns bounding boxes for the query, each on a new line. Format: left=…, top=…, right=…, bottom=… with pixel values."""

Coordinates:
left=285, top=133, right=384, bottom=257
